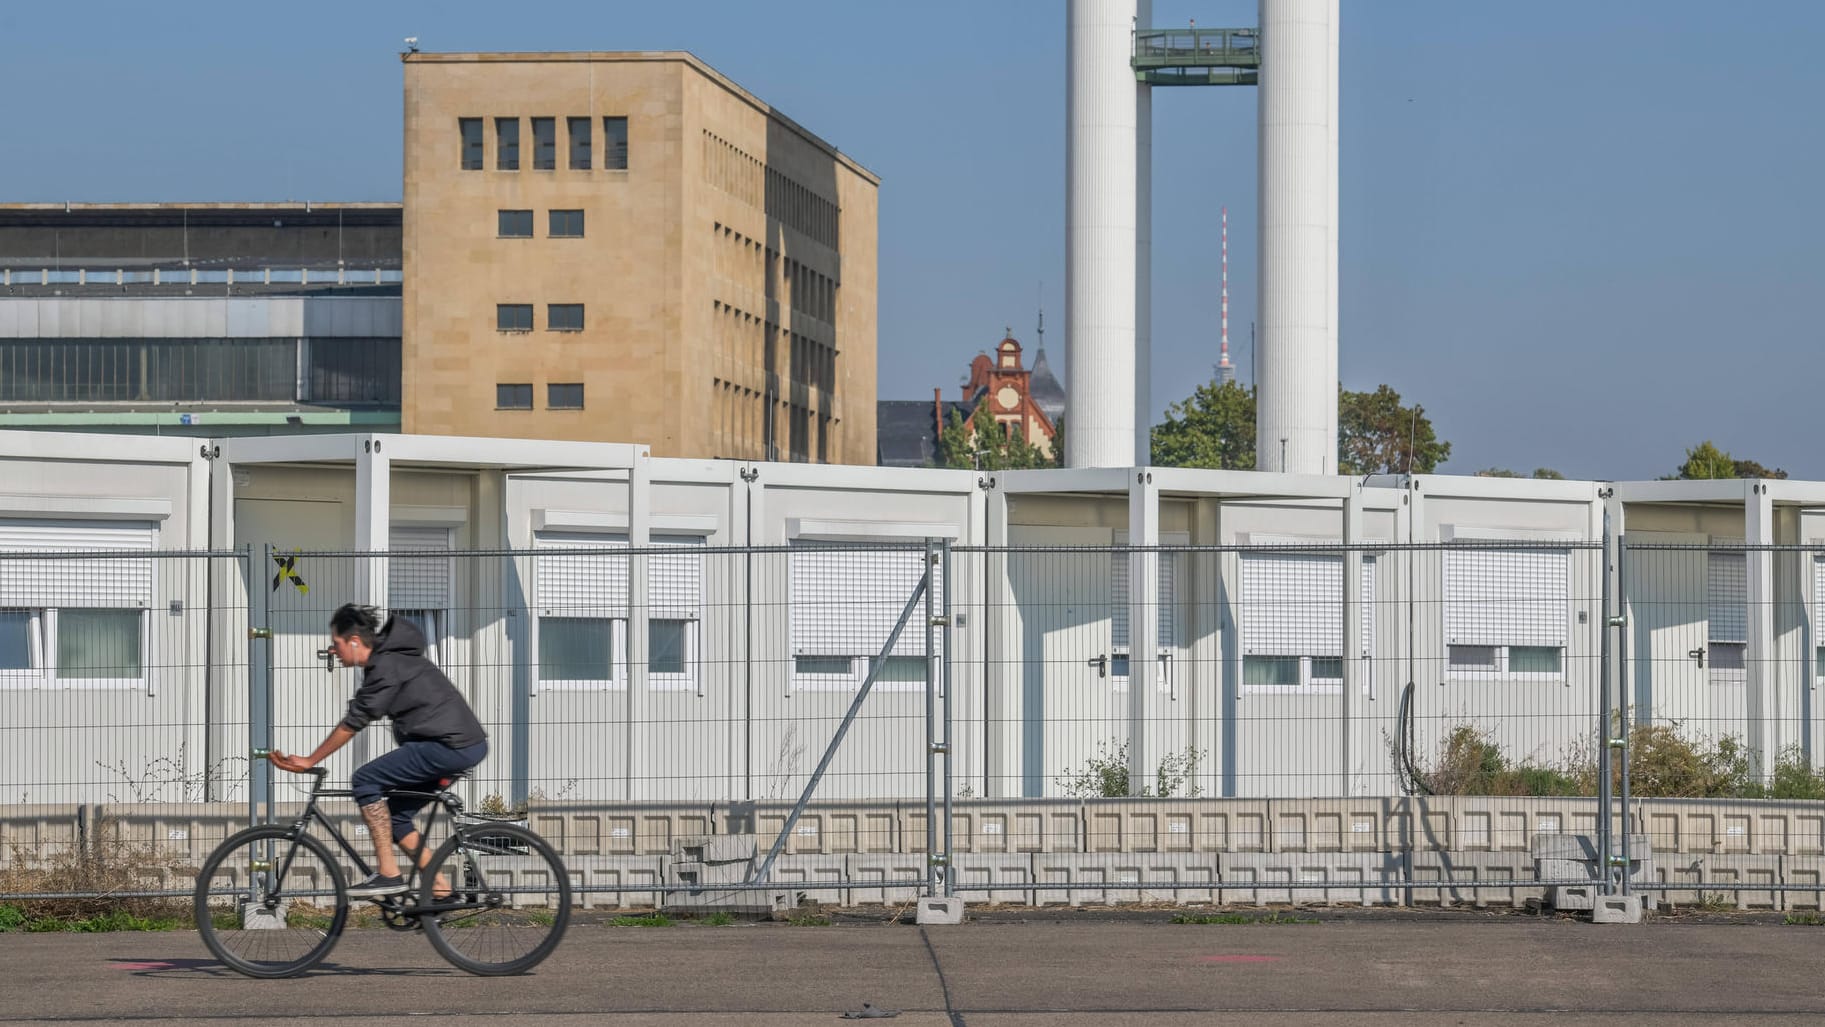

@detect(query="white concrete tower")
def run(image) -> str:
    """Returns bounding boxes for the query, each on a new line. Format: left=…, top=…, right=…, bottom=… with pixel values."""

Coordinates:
left=1066, top=0, right=1138, bottom=468
left=1255, top=0, right=1340, bottom=473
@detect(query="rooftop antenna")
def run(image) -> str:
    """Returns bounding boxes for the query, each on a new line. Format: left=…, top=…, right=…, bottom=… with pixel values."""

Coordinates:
left=1218, top=205, right=1234, bottom=385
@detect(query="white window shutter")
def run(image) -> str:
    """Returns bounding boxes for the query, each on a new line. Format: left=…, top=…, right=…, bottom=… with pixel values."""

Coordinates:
left=647, top=535, right=705, bottom=620
left=1444, top=547, right=1569, bottom=648
left=1708, top=540, right=1747, bottom=644
left=789, top=542, right=938, bottom=659
left=1241, top=552, right=1344, bottom=656
left=0, top=520, right=155, bottom=608
left=1112, top=535, right=1182, bottom=650
left=533, top=531, right=629, bottom=616
left=388, top=525, right=452, bottom=611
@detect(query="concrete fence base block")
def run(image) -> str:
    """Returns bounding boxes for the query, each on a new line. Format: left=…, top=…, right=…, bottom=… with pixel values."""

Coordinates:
left=1591, top=893, right=1644, bottom=924
left=915, top=896, right=964, bottom=925
left=241, top=900, right=288, bottom=930
left=1552, top=884, right=1597, bottom=911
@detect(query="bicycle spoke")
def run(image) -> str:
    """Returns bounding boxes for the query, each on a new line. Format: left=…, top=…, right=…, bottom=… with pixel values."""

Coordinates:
left=421, top=823, right=570, bottom=975
left=194, top=826, right=347, bottom=978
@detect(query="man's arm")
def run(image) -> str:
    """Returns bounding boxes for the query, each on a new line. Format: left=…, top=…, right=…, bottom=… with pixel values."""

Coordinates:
left=272, top=723, right=358, bottom=773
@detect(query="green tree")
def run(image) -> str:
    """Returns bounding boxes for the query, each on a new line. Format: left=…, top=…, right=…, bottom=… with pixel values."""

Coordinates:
left=1477, top=467, right=1565, bottom=480
left=1149, top=380, right=1257, bottom=469
left=936, top=403, right=1052, bottom=471
left=1337, top=384, right=1450, bottom=475
left=1149, top=379, right=1451, bottom=474
left=1673, top=441, right=1789, bottom=481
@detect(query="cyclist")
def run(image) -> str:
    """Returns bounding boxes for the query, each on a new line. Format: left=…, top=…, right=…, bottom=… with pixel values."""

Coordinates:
left=270, top=603, right=489, bottom=897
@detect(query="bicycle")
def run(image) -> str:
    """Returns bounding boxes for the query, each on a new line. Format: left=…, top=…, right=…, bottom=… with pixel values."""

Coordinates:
left=193, top=759, right=571, bottom=978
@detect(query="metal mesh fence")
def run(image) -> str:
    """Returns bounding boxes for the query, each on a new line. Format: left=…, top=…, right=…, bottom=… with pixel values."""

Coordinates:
left=0, top=550, right=249, bottom=903
left=11, top=536, right=1825, bottom=910
left=262, top=542, right=942, bottom=906
left=1619, top=541, right=1825, bottom=908
left=947, top=541, right=1611, bottom=902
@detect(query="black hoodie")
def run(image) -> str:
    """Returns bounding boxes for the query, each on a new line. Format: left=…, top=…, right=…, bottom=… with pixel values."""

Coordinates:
left=339, top=616, right=488, bottom=749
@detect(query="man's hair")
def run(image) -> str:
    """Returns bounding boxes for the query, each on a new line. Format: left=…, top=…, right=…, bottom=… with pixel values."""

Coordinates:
left=329, top=603, right=383, bottom=646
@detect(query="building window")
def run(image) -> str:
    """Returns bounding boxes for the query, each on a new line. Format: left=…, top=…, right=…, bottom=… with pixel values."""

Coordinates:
left=568, top=117, right=591, bottom=170
left=495, top=118, right=520, bottom=170
left=531, top=117, right=556, bottom=170
left=459, top=118, right=483, bottom=170
left=548, top=383, right=584, bottom=409
left=1709, top=543, right=1747, bottom=685
left=1446, top=643, right=1564, bottom=676
left=497, top=210, right=533, bottom=238
left=496, top=383, right=533, bottom=409
left=548, top=209, right=585, bottom=238
left=603, top=116, right=628, bottom=170
left=0, top=521, right=155, bottom=691
left=788, top=542, right=940, bottom=692
left=496, top=304, right=534, bottom=332
left=1239, top=546, right=1375, bottom=694
left=538, top=616, right=621, bottom=687
left=548, top=304, right=584, bottom=332
left=1443, top=543, right=1569, bottom=682
left=531, top=532, right=705, bottom=692
left=388, top=524, right=453, bottom=664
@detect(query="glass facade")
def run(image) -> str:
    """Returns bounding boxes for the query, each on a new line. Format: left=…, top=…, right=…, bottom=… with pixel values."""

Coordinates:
left=0, top=337, right=401, bottom=405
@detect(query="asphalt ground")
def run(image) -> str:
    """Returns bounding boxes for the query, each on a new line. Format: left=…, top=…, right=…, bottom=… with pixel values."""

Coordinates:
left=3, top=908, right=1824, bottom=1025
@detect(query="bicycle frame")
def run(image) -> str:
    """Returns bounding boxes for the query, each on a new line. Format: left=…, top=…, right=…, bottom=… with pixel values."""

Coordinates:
left=268, top=768, right=489, bottom=918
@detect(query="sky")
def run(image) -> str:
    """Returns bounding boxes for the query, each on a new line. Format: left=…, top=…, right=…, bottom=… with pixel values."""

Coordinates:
left=3, top=1, right=1821, bottom=480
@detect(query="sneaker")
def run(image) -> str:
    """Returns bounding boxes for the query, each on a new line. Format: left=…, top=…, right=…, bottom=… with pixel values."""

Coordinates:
left=347, top=873, right=408, bottom=898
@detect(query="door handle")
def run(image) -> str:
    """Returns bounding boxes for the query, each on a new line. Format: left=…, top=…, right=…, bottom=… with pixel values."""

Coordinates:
left=1087, top=655, right=1108, bottom=678
left=1688, top=646, right=1706, bottom=669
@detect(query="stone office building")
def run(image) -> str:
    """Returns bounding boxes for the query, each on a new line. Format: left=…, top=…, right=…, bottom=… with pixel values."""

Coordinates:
left=402, top=51, right=880, bottom=463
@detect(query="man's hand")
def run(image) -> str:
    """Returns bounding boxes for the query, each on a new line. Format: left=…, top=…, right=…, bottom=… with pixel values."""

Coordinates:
left=269, top=750, right=316, bottom=774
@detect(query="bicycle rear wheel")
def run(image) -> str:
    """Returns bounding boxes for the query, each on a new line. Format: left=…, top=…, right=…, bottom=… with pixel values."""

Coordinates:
left=194, top=825, right=348, bottom=978
left=420, top=822, right=571, bottom=975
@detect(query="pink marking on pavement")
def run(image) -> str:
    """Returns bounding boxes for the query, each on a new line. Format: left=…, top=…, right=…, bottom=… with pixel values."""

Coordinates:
left=1197, top=954, right=1281, bottom=964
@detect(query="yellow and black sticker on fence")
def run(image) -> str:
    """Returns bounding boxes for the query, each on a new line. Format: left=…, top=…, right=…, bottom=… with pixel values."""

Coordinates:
left=271, top=553, right=309, bottom=595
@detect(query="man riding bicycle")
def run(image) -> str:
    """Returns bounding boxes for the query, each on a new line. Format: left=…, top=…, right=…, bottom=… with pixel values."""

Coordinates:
left=270, top=603, right=489, bottom=897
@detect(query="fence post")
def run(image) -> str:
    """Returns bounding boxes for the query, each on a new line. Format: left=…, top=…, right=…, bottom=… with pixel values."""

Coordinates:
left=248, top=543, right=273, bottom=827
left=1615, top=530, right=1633, bottom=897
left=1598, top=509, right=1616, bottom=895
left=924, top=538, right=941, bottom=897
left=940, top=537, right=956, bottom=897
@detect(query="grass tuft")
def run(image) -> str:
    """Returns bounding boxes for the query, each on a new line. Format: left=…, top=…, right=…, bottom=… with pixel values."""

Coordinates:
left=609, top=913, right=673, bottom=927
left=1170, top=911, right=1316, bottom=925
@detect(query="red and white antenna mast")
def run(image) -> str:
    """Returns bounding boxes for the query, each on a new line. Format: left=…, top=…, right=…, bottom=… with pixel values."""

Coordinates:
left=1218, top=205, right=1235, bottom=384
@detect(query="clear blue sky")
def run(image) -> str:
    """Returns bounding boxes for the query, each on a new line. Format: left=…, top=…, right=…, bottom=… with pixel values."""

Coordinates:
left=4, top=1, right=1821, bottom=480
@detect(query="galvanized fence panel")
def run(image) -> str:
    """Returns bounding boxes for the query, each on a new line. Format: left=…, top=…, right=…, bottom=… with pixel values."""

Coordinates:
left=948, top=541, right=1611, bottom=904
left=19, top=533, right=1825, bottom=913
left=263, top=542, right=941, bottom=907
left=0, top=549, right=250, bottom=906
left=1618, top=540, right=1825, bottom=908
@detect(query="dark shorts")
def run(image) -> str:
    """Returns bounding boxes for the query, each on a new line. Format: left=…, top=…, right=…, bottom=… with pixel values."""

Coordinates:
left=350, top=739, right=489, bottom=842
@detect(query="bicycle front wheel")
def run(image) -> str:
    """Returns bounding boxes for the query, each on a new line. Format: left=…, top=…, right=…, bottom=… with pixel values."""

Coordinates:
left=420, top=822, right=571, bottom=975
left=194, top=825, right=349, bottom=978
